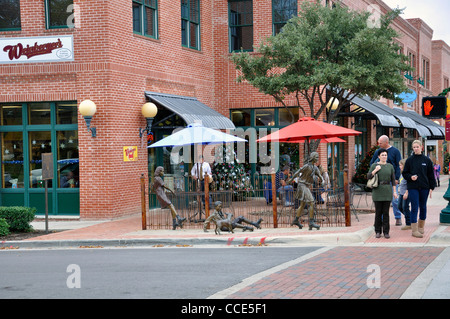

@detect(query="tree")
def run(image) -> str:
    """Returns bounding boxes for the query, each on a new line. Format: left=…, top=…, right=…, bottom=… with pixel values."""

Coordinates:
left=230, top=1, right=412, bottom=156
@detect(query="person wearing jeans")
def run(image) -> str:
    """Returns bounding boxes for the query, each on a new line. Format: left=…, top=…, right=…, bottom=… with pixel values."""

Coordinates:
left=398, top=159, right=411, bottom=230
left=402, top=140, right=436, bottom=238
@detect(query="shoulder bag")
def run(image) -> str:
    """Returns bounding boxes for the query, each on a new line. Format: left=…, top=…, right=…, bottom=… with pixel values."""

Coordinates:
left=366, top=173, right=378, bottom=189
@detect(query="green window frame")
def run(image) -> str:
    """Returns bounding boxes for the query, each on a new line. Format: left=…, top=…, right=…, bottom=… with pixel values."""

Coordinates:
left=133, top=0, right=158, bottom=39
left=181, top=0, right=200, bottom=50
left=272, top=0, right=297, bottom=35
left=0, top=101, right=79, bottom=215
left=228, top=0, right=253, bottom=52
left=0, top=0, right=21, bottom=31
left=45, top=0, right=74, bottom=29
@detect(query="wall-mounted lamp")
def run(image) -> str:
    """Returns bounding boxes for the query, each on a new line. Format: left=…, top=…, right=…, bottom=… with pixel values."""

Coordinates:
left=139, top=102, right=158, bottom=138
left=79, top=99, right=97, bottom=137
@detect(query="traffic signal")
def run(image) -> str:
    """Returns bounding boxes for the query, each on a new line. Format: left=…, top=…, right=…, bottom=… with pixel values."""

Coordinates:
left=422, top=96, right=447, bottom=119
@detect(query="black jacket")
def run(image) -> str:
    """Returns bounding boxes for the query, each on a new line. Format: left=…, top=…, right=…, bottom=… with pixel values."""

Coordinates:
left=402, top=154, right=436, bottom=190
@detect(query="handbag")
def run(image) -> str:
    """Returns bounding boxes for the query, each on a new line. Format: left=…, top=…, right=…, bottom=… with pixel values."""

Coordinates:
left=366, top=173, right=378, bottom=189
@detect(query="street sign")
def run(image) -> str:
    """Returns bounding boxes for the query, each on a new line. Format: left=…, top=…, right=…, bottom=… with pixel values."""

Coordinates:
left=422, top=96, right=447, bottom=118
left=41, top=153, right=54, bottom=180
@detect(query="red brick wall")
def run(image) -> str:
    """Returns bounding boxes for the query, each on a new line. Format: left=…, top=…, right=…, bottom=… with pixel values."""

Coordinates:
left=1, top=0, right=449, bottom=218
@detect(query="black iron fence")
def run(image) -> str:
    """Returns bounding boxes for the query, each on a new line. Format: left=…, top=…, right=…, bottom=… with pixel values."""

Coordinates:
left=143, top=170, right=365, bottom=230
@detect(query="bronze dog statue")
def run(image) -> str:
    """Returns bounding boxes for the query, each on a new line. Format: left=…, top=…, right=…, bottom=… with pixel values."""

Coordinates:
left=213, top=213, right=234, bottom=235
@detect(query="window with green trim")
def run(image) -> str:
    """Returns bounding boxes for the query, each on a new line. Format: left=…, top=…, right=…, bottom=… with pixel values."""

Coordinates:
left=229, top=0, right=253, bottom=52
left=181, top=0, right=200, bottom=50
left=45, top=0, right=74, bottom=29
left=133, top=0, right=158, bottom=39
left=272, top=0, right=297, bottom=35
left=0, top=0, right=21, bottom=31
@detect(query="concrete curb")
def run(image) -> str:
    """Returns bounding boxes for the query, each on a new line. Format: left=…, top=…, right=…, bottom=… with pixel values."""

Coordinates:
left=1, top=227, right=375, bottom=249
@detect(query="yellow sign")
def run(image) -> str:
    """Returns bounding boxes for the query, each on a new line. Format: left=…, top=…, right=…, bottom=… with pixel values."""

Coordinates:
left=123, top=146, right=138, bottom=161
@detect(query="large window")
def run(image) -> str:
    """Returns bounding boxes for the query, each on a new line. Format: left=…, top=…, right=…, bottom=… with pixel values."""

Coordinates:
left=0, top=102, right=79, bottom=214
left=229, top=0, right=253, bottom=52
left=272, top=0, right=297, bottom=35
left=133, top=0, right=158, bottom=39
left=45, top=0, right=74, bottom=29
left=0, top=0, right=21, bottom=31
left=181, top=0, right=200, bottom=50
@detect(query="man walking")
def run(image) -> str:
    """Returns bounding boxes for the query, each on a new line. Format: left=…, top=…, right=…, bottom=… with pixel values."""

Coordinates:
left=370, top=135, right=402, bottom=225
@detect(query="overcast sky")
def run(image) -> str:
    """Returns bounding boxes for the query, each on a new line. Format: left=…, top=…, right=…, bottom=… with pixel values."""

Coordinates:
left=382, top=0, right=450, bottom=45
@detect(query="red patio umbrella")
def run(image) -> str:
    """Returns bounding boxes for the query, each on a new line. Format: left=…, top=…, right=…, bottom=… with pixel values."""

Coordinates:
left=256, top=117, right=361, bottom=143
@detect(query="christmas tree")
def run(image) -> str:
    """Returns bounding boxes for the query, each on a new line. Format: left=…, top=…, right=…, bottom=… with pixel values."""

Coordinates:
left=213, top=145, right=253, bottom=199
left=352, top=144, right=379, bottom=189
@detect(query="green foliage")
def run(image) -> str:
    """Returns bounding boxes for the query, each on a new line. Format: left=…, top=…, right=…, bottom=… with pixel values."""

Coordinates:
left=230, top=1, right=412, bottom=156
left=0, top=206, right=36, bottom=232
left=0, top=218, right=9, bottom=237
left=444, top=152, right=450, bottom=174
left=352, top=145, right=379, bottom=187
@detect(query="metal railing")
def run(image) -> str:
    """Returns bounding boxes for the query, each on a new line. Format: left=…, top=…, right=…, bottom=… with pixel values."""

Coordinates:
left=141, top=165, right=361, bottom=230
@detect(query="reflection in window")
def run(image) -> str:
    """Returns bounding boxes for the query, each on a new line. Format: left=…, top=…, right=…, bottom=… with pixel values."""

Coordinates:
left=57, top=130, right=79, bottom=188
left=29, top=131, right=52, bottom=188
left=29, top=103, right=51, bottom=125
left=1, top=132, right=23, bottom=188
left=272, top=0, right=297, bottom=35
left=229, top=0, right=253, bottom=52
left=46, top=0, right=74, bottom=29
left=1, top=104, right=22, bottom=125
left=255, top=109, right=275, bottom=126
left=56, top=101, right=77, bottom=124
left=231, top=109, right=251, bottom=126
left=279, top=107, right=299, bottom=126
left=0, top=0, right=21, bottom=30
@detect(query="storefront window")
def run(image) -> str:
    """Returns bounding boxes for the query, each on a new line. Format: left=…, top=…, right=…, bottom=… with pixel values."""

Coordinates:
left=56, top=102, right=77, bottom=124
left=29, top=103, right=51, bottom=125
left=1, top=132, right=23, bottom=188
left=57, top=130, right=79, bottom=188
left=255, top=108, right=275, bottom=126
left=279, top=107, right=299, bottom=126
left=1, top=104, right=22, bottom=125
left=231, top=109, right=251, bottom=127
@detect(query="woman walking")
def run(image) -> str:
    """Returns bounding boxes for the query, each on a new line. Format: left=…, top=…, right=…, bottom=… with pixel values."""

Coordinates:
left=402, top=140, right=436, bottom=238
left=368, top=148, right=398, bottom=238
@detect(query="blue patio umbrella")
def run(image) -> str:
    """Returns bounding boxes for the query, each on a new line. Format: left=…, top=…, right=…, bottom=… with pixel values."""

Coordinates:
left=148, top=122, right=246, bottom=148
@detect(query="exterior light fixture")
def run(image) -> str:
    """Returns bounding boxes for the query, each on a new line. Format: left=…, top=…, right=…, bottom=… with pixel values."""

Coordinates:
left=139, top=102, right=158, bottom=138
left=79, top=99, right=97, bottom=137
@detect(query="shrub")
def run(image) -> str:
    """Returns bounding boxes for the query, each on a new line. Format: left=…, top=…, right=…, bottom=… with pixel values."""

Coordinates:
left=0, top=218, right=9, bottom=237
left=0, top=206, right=36, bottom=232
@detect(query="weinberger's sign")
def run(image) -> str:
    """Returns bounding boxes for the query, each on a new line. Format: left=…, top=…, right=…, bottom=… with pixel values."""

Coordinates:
left=0, top=35, right=74, bottom=64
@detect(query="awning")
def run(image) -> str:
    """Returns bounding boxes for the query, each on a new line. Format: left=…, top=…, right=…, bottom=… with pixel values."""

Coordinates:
left=392, top=107, right=430, bottom=137
left=145, top=91, right=235, bottom=129
left=350, top=95, right=400, bottom=127
left=405, top=110, right=445, bottom=139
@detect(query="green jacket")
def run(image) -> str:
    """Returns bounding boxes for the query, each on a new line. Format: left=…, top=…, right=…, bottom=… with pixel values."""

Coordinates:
left=368, top=162, right=396, bottom=202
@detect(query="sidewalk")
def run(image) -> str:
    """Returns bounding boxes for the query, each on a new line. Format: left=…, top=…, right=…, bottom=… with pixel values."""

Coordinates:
left=2, top=175, right=449, bottom=249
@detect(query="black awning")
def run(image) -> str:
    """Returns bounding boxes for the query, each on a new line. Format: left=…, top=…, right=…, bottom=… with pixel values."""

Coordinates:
left=350, top=95, right=400, bottom=127
left=405, top=110, right=445, bottom=139
left=145, top=91, right=235, bottom=129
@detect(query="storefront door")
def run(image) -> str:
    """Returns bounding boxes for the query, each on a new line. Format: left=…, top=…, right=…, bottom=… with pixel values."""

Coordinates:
left=0, top=102, right=79, bottom=215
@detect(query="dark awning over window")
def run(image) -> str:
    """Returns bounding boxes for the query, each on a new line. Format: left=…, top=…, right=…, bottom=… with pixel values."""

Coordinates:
left=350, top=95, right=400, bottom=127
left=145, top=91, right=235, bottom=129
left=405, top=110, right=445, bottom=139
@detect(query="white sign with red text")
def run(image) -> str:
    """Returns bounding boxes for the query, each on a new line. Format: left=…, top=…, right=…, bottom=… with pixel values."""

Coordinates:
left=0, top=35, right=74, bottom=64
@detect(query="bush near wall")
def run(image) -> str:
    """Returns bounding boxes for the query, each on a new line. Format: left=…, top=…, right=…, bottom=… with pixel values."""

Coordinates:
left=0, top=218, right=9, bottom=236
left=0, top=207, right=36, bottom=232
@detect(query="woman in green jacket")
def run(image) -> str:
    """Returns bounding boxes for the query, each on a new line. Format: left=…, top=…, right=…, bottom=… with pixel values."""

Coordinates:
left=368, top=148, right=398, bottom=238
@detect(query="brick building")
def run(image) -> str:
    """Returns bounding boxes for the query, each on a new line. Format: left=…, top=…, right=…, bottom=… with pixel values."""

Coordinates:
left=0, top=0, right=448, bottom=219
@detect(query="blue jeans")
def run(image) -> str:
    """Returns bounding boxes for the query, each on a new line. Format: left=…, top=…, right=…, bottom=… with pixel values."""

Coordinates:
left=392, top=184, right=401, bottom=220
left=278, top=185, right=294, bottom=204
left=408, top=188, right=430, bottom=224
left=398, top=193, right=411, bottom=225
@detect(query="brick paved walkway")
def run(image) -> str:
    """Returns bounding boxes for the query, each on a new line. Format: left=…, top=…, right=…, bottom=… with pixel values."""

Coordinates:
left=227, top=247, right=444, bottom=299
